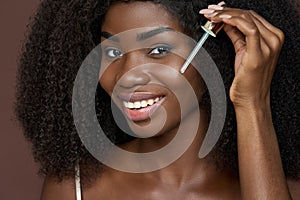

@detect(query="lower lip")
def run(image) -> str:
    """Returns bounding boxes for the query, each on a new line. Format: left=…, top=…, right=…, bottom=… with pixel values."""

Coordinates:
left=123, top=98, right=165, bottom=122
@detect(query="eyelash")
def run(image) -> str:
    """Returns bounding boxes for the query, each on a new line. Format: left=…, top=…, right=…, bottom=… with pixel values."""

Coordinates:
left=103, top=45, right=172, bottom=60
left=104, top=47, right=123, bottom=59
left=148, top=45, right=172, bottom=57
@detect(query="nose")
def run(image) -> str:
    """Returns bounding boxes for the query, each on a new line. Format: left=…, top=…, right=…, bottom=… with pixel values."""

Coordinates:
left=116, top=51, right=151, bottom=89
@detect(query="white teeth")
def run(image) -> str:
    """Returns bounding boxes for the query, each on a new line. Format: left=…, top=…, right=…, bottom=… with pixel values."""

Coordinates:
left=128, top=102, right=134, bottom=109
left=123, top=97, right=163, bottom=109
left=147, top=99, right=154, bottom=106
left=141, top=100, right=148, bottom=108
left=133, top=102, right=141, bottom=109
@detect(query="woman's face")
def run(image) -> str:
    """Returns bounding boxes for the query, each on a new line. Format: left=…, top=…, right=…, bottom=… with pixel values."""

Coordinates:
left=99, top=1, right=205, bottom=137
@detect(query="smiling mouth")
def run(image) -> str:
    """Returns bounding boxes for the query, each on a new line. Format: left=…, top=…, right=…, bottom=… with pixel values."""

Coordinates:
left=118, top=93, right=165, bottom=121
left=123, top=96, right=163, bottom=109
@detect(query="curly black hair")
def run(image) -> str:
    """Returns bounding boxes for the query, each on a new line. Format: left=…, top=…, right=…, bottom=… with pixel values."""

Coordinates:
left=15, top=0, right=300, bottom=186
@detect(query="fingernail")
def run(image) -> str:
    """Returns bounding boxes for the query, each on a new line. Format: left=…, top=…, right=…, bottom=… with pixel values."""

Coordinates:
left=218, top=14, right=232, bottom=19
left=207, top=12, right=219, bottom=17
left=218, top=1, right=226, bottom=6
left=208, top=4, right=224, bottom=10
left=199, top=9, right=215, bottom=14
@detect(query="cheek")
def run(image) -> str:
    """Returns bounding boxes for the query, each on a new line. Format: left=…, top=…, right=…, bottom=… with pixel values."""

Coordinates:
left=99, top=67, right=117, bottom=96
left=152, top=57, right=205, bottom=99
left=186, top=69, right=206, bottom=101
left=151, top=56, right=185, bottom=86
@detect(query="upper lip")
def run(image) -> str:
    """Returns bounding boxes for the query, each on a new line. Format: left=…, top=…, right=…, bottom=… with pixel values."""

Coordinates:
left=117, top=92, right=164, bottom=102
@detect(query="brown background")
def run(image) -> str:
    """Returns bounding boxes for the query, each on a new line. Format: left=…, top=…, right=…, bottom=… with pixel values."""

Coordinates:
left=0, top=0, right=43, bottom=199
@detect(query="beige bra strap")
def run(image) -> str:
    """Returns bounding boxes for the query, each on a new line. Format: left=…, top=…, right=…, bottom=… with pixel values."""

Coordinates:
left=75, top=164, right=82, bottom=200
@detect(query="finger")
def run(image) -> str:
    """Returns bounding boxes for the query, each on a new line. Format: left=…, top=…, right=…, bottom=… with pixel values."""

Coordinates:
left=241, top=12, right=274, bottom=53
left=223, top=24, right=246, bottom=54
left=250, top=11, right=285, bottom=48
left=240, top=11, right=284, bottom=58
left=201, top=7, right=245, bottom=18
left=250, top=10, right=284, bottom=43
left=201, top=7, right=284, bottom=49
left=200, top=7, right=282, bottom=62
left=213, top=14, right=262, bottom=57
left=211, top=9, right=279, bottom=55
left=201, top=7, right=241, bottom=21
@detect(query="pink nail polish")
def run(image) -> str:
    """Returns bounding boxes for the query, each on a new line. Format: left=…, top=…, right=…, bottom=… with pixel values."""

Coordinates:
left=208, top=4, right=224, bottom=10
left=207, top=12, right=219, bottom=17
left=218, top=1, right=226, bottom=6
left=218, top=14, right=232, bottom=19
left=199, top=9, right=215, bottom=14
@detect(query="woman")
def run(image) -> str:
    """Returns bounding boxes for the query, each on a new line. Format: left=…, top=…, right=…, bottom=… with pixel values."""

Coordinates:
left=15, top=0, right=300, bottom=199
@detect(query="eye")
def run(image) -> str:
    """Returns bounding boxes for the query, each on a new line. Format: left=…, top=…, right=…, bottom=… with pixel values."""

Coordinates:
left=104, top=47, right=123, bottom=59
left=148, top=45, right=172, bottom=57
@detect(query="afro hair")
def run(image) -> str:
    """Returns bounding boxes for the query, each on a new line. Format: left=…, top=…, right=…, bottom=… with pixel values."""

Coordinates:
left=15, top=0, right=300, bottom=186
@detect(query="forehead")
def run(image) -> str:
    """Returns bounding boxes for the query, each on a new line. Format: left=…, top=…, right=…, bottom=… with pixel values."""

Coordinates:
left=101, top=1, right=183, bottom=34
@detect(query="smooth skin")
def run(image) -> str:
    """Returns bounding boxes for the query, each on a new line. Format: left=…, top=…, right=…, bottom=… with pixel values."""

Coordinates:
left=204, top=7, right=292, bottom=200
left=203, top=6, right=294, bottom=199
left=41, top=2, right=300, bottom=200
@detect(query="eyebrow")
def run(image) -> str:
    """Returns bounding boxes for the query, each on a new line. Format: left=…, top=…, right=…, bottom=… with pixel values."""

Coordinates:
left=101, top=31, right=120, bottom=42
left=100, top=27, right=174, bottom=42
left=136, top=27, right=174, bottom=41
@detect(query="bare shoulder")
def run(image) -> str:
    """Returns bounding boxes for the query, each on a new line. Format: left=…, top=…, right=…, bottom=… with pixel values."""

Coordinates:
left=40, top=169, right=117, bottom=200
left=40, top=176, right=76, bottom=200
left=288, top=179, right=300, bottom=200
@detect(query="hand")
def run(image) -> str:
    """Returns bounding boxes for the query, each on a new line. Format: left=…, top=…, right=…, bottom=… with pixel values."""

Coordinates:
left=200, top=6, right=293, bottom=199
left=200, top=5, right=285, bottom=109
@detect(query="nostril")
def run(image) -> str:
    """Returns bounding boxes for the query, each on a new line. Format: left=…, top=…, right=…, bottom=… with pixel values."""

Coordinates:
left=117, top=69, right=151, bottom=89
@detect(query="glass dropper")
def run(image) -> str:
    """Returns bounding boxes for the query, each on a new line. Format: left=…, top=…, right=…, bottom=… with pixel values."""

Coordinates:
left=180, top=21, right=224, bottom=73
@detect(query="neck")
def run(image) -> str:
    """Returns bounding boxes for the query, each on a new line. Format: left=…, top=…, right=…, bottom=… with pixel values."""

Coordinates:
left=120, top=108, right=223, bottom=187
